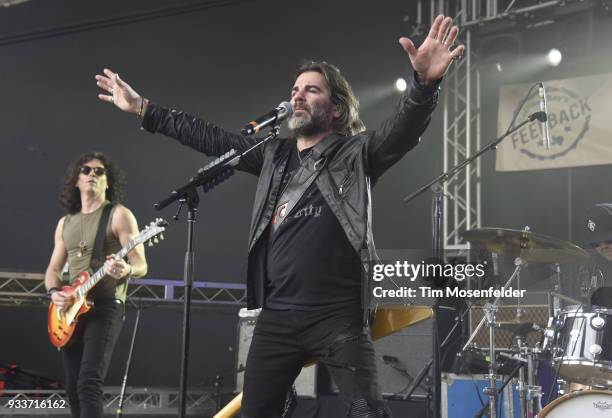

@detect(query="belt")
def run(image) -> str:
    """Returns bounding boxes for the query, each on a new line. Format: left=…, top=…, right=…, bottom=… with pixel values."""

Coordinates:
left=88, top=298, right=124, bottom=306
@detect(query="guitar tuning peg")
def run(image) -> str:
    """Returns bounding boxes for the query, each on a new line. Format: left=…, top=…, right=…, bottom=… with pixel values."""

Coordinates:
left=160, top=233, right=164, bottom=241
left=153, top=237, right=159, bottom=244
left=148, top=239, right=153, bottom=247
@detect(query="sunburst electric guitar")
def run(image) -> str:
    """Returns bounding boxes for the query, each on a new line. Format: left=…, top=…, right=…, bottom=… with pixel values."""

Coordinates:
left=48, top=218, right=168, bottom=348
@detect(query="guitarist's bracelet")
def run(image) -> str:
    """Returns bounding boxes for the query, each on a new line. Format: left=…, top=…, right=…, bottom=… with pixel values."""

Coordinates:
left=46, top=287, right=60, bottom=297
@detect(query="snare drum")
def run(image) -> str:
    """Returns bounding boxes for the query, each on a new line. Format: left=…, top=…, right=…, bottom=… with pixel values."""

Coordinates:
left=538, top=390, right=612, bottom=417
left=551, top=306, right=612, bottom=387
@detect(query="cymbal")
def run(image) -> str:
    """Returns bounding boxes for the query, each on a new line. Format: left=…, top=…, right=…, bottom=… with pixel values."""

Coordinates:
left=463, top=227, right=589, bottom=264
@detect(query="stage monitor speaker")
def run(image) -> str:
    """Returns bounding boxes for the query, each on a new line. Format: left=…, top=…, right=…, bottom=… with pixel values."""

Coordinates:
left=324, top=315, right=437, bottom=401
left=235, top=316, right=317, bottom=398
left=374, top=316, right=434, bottom=398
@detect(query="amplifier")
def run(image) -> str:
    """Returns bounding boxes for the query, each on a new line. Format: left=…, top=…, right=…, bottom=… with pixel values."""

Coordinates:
left=324, top=315, right=437, bottom=399
left=374, top=317, right=434, bottom=397
left=235, top=312, right=317, bottom=398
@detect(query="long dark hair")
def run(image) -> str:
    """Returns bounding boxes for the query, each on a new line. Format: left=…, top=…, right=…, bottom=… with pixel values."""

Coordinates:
left=59, top=151, right=125, bottom=214
left=294, top=61, right=365, bottom=136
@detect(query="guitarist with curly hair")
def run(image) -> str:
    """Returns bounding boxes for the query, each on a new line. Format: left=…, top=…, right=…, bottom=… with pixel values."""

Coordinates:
left=44, top=151, right=148, bottom=418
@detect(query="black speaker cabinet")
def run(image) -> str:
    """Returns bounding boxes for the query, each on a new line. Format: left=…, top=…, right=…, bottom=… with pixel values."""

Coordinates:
left=374, top=317, right=435, bottom=398
left=322, top=315, right=436, bottom=400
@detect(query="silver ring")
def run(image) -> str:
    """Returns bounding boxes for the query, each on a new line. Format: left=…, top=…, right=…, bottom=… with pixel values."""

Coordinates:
left=110, top=96, right=114, bottom=103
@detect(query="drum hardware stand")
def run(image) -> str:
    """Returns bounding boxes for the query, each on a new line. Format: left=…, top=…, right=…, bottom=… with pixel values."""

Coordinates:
left=515, top=338, right=542, bottom=418
left=555, top=378, right=568, bottom=396
left=461, top=256, right=527, bottom=418
left=514, top=241, right=526, bottom=322
left=476, top=345, right=542, bottom=418
left=154, top=126, right=281, bottom=418
left=548, top=263, right=562, bottom=317
left=475, top=361, right=523, bottom=418
left=547, top=291, right=581, bottom=311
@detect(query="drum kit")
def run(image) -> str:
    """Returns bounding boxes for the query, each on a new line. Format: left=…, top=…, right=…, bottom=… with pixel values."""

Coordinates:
left=462, top=227, right=612, bottom=418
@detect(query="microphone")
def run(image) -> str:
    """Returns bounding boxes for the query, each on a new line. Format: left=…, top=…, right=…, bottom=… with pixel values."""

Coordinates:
left=538, top=83, right=551, bottom=149
left=241, top=101, right=293, bottom=136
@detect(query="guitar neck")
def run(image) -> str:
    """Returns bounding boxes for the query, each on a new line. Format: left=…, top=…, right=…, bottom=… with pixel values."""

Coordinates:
left=73, top=218, right=166, bottom=297
left=79, top=244, right=132, bottom=294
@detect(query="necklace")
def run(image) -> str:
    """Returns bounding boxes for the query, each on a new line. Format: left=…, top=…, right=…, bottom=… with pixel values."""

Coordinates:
left=77, top=212, right=87, bottom=258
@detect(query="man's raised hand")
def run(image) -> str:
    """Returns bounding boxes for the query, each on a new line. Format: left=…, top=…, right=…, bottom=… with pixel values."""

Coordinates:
left=95, top=69, right=145, bottom=114
left=399, top=15, right=465, bottom=85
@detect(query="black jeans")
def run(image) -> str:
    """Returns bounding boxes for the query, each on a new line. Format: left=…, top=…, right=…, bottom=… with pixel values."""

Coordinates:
left=62, top=300, right=124, bottom=418
left=241, top=305, right=389, bottom=418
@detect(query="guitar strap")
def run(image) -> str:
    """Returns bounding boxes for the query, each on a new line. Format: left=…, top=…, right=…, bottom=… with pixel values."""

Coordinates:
left=89, top=204, right=114, bottom=271
left=271, top=135, right=343, bottom=232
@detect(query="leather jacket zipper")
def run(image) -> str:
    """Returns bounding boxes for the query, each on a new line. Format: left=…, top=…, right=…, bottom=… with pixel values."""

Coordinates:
left=338, top=174, right=354, bottom=197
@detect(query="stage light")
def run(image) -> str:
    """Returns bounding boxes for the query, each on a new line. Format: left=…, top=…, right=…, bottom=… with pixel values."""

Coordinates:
left=546, top=48, right=562, bottom=67
left=395, top=78, right=407, bottom=92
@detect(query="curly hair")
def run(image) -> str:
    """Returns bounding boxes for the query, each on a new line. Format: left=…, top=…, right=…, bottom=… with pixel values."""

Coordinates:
left=294, top=61, right=366, bottom=136
left=59, top=151, right=125, bottom=214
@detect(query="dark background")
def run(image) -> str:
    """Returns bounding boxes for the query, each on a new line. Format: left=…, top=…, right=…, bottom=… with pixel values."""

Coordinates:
left=1, top=0, right=612, bottom=390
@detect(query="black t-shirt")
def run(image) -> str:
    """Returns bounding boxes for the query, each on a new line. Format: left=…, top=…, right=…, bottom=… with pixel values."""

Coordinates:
left=265, top=145, right=362, bottom=310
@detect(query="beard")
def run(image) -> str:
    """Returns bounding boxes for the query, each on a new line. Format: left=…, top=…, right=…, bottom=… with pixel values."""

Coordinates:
left=287, top=101, right=333, bottom=137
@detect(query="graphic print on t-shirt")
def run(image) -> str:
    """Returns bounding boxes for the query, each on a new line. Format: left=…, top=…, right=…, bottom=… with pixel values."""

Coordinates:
left=271, top=201, right=289, bottom=227
left=266, top=145, right=362, bottom=310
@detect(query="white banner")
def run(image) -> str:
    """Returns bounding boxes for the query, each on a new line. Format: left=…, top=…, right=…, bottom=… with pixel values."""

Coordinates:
left=496, top=73, right=612, bottom=171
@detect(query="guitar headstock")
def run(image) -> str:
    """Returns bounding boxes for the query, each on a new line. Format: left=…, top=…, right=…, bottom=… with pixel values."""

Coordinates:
left=135, top=218, right=168, bottom=248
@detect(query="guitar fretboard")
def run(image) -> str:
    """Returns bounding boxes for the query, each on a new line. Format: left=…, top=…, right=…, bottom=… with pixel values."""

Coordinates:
left=74, top=222, right=163, bottom=299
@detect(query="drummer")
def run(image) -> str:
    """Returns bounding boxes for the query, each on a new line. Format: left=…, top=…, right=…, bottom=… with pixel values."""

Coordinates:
left=584, top=203, right=612, bottom=308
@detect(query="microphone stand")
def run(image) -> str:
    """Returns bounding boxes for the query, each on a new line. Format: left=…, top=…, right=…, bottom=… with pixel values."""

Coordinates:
left=154, top=126, right=281, bottom=418
left=116, top=304, right=142, bottom=417
left=403, top=111, right=545, bottom=418
left=403, top=111, right=545, bottom=205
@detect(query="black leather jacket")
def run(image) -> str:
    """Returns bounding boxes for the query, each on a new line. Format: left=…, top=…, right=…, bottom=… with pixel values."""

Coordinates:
left=142, top=75, right=439, bottom=313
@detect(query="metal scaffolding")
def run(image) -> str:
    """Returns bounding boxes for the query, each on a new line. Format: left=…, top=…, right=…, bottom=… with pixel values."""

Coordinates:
left=0, top=271, right=244, bottom=414
left=412, top=0, right=598, bottom=249
left=442, top=28, right=482, bottom=250
left=415, top=1, right=484, bottom=250
left=0, top=386, right=228, bottom=415
left=0, top=270, right=246, bottom=310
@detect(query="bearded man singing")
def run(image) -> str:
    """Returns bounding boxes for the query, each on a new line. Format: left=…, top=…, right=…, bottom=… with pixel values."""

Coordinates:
left=96, top=15, right=463, bottom=417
